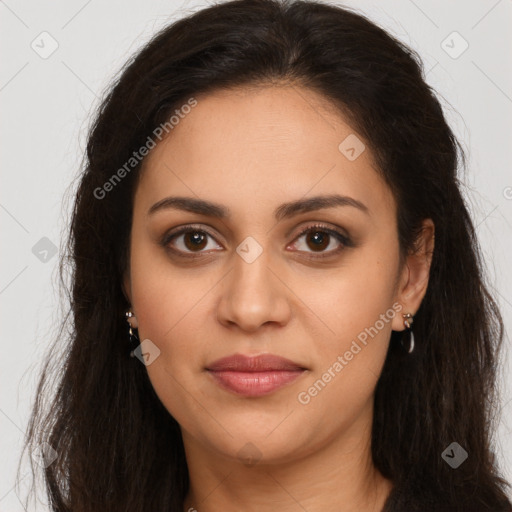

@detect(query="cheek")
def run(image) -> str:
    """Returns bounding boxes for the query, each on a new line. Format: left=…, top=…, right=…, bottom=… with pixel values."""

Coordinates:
left=303, top=236, right=399, bottom=343
left=294, top=239, right=399, bottom=407
left=129, top=237, right=206, bottom=341
left=128, top=242, right=218, bottom=421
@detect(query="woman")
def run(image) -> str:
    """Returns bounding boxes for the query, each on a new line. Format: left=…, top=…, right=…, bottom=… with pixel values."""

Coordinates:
left=22, top=0, right=512, bottom=510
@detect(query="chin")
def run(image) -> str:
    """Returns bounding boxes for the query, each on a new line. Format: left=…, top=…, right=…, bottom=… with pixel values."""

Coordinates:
left=191, top=419, right=316, bottom=466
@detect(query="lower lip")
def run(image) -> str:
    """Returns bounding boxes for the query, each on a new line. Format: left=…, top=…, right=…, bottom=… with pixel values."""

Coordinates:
left=207, top=370, right=305, bottom=397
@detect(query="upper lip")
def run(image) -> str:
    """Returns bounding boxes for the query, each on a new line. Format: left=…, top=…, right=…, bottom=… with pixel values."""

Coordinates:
left=206, top=353, right=306, bottom=372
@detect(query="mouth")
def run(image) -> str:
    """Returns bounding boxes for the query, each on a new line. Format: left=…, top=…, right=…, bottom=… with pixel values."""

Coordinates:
left=205, top=353, right=307, bottom=397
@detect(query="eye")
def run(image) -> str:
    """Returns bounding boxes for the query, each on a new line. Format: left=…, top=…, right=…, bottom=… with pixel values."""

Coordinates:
left=288, top=224, right=352, bottom=256
left=161, top=225, right=222, bottom=257
left=161, top=223, right=353, bottom=259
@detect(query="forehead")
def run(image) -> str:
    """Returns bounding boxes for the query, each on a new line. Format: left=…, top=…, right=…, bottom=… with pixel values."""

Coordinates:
left=136, top=85, right=396, bottom=223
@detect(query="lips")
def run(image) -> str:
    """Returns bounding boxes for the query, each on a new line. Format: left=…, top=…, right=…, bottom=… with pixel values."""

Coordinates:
left=207, top=353, right=305, bottom=372
left=206, top=353, right=307, bottom=397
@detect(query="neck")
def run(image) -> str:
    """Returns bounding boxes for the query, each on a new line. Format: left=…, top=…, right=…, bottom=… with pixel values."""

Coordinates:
left=182, top=407, right=393, bottom=512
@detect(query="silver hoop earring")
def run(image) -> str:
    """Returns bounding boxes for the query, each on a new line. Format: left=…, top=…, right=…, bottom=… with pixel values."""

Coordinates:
left=401, top=313, right=415, bottom=354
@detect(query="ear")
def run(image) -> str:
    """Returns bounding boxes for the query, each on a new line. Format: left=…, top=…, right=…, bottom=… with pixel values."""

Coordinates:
left=392, top=218, right=435, bottom=332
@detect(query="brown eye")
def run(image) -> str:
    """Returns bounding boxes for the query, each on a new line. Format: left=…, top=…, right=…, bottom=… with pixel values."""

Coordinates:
left=289, top=224, right=352, bottom=256
left=304, top=230, right=330, bottom=252
left=161, top=223, right=353, bottom=260
left=162, top=226, right=223, bottom=256
left=183, top=231, right=208, bottom=251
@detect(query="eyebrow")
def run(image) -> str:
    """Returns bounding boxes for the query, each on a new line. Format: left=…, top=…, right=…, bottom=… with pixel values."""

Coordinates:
left=148, top=194, right=370, bottom=220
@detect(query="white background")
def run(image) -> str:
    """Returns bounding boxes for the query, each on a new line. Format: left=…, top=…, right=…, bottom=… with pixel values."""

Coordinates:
left=1, top=0, right=511, bottom=509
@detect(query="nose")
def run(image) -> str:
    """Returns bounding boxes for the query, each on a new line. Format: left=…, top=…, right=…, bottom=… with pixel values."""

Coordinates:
left=216, top=247, right=292, bottom=332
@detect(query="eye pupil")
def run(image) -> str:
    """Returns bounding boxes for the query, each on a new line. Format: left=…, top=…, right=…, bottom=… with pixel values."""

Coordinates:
left=307, top=231, right=329, bottom=251
left=184, top=231, right=207, bottom=251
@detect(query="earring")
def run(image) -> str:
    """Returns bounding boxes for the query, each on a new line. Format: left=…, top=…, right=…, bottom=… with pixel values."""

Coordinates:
left=401, top=313, right=415, bottom=354
left=125, top=310, right=139, bottom=356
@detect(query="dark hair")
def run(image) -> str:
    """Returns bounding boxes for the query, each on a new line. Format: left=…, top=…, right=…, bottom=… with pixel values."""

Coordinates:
left=21, top=0, right=512, bottom=510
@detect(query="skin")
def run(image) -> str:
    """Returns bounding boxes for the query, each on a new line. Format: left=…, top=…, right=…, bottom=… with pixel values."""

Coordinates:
left=123, top=84, right=435, bottom=512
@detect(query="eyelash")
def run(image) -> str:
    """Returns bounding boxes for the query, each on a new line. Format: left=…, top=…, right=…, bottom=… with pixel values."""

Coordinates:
left=160, top=223, right=354, bottom=260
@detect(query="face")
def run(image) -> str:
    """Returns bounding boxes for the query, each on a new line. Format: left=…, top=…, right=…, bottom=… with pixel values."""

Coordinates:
left=124, top=84, right=429, bottom=465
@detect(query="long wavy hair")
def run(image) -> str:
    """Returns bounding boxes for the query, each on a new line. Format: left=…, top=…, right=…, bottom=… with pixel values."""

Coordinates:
left=21, top=0, right=512, bottom=510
